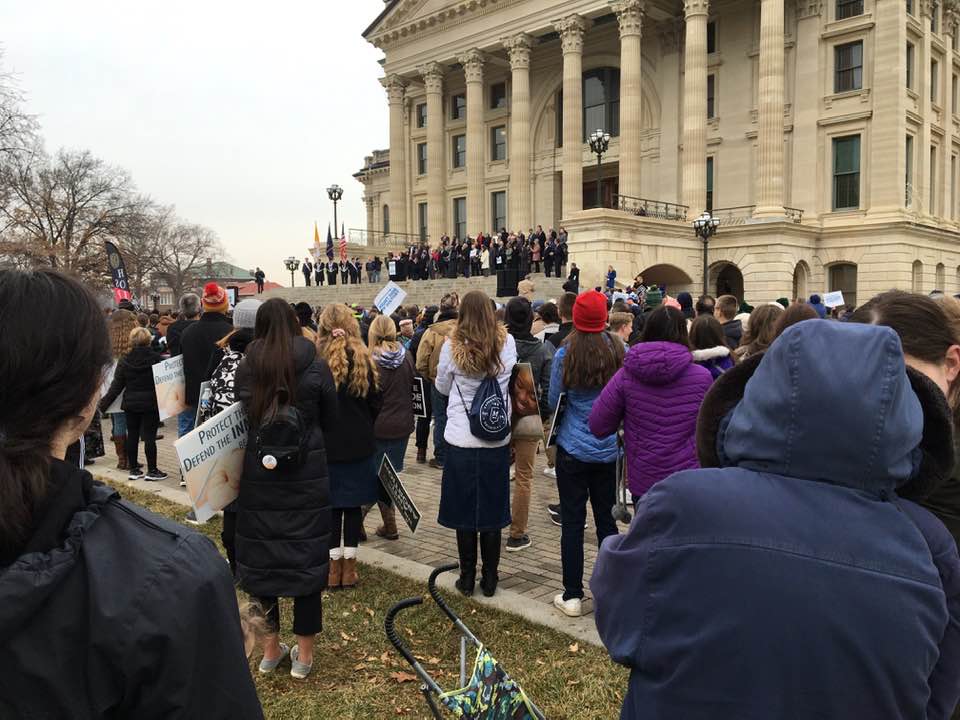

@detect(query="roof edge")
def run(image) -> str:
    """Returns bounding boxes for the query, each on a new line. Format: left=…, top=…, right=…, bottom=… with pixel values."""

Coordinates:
left=362, top=0, right=401, bottom=39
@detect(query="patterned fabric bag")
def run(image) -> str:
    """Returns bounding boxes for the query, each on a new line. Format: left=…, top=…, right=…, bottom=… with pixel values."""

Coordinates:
left=198, top=348, right=242, bottom=425
left=439, top=646, right=537, bottom=720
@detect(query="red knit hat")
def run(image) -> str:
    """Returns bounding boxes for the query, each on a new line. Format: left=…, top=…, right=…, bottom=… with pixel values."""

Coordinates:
left=573, top=290, right=608, bottom=333
left=201, top=282, right=228, bottom=314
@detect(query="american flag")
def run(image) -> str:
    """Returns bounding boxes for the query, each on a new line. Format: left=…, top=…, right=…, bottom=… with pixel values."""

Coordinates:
left=339, top=229, right=347, bottom=262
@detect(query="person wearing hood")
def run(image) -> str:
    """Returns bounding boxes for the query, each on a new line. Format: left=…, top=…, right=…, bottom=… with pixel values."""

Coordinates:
left=715, top=294, right=742, bottom=349
left=180, top=283, right=233, bottom=437
left=592, top=320, right=960, bottom=720
left=505, top=298, right=554, bottom=552
left=416, top=292, right=460, bottom=469
left=808, top=293, right=828, bottom=318
left=366, top=315, right=416, bottom=541
left=676, top=291, right=695, bottom=322
left=688, top=314, right=735, bottom=381
left=547, top=291, right=625, bottom=617
left=589, top=306, right=712, bottom=503
left=1, top=269, right=262, bottom=718
left=100, top=326, right=168, bottom=481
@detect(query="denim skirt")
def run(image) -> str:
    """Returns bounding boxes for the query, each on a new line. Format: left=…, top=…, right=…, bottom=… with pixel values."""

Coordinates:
left=328, top=455, right=379, bottom=509
left=438, top=444, right=511, bottom=532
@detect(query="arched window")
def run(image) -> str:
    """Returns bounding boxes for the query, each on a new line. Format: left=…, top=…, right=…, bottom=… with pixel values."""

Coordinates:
left=912, top=260, right=923, bottom=293
left=556, top=67, right=622, bottom=147
left=382, top=204, right=390, bottom=236
left=936, top=262, right=945, bottom=291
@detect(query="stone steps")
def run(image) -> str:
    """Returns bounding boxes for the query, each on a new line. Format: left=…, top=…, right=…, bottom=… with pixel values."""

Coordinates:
left=265, top=274, right=568, bottom=309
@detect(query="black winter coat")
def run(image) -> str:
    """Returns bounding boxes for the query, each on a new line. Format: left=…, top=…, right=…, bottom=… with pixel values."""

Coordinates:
left=0, top=461, right=262, bottom=719
left=323, top=354, right=383, bottom=463
left=100, top=346, right=164, bottom=414
left=181, top=312, right=233, bottom=406
left=234, top=336, right=338, bottom=597
left=512, top=333, right=554, bottom=418
left=165, top=317, right=195, bottom=357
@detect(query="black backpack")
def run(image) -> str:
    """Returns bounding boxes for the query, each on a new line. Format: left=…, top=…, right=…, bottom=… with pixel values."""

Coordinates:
left=255, top=392, right=307, bottom=471
left=455, top=376, right=510, bottom=442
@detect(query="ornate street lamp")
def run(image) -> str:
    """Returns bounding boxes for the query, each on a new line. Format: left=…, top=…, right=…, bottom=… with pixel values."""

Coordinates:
left=327, top=184, right=344, bottom=237
left=588, top=128, right=611, bottom=209
left=692, top=211, right=720, bottom=297
left=284, top=256, right=301, bottom=288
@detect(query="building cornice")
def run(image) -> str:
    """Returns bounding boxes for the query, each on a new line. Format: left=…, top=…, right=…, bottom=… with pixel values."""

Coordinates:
left=368, top=0, right=525, bottom=50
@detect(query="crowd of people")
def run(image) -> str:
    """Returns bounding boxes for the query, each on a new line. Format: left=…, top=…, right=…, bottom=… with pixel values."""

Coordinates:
left=6, top=262, right=960, bottom=719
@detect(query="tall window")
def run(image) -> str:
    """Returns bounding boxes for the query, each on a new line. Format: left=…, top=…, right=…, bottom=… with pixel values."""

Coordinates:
left=931, top=145, right=938, bottom=215
left=707, top=74, right=716, bottom=118
left=834, top=42, right=863, bottom=93
left=912, top=260, right=924, bottom=293
left=832, top=135, right=861, bottom=210
left=416, top=103, right=427, bottom=129
left=937, top=262, right=947, bottom=290
left=932, top=60, right=940, bottom=103
left=836, top=0, right=863, bottom=19
left=582, top=67, right=621, bottom=140
left=953, top=73, right=958, bottom=113
left=417, top=202, right=428, bottom=242
left=490, top=82, right=507, bottom=109
left=706, top=156, right=715, bottom=213
left=906, top=134, right=914, bottom=206
left=907, top=0, right=915, bottom=15
left=382, top=204, right=390, bottom=235
left=491, top=191, right=506, bottom=232
left=452, top=135, right=466, bottom=168
left=451, top=93, right=466, bottom=121
left=707, top=21, right=717, bottom=54
left=453, top=197, right=466, bottom=240
left=417, top=143, right=428, bottom=175
left=907, top=42, right=915, bottom=90
left=932, top=0, right=940, bottom=32
left=491, top=126, right=507, bottom=161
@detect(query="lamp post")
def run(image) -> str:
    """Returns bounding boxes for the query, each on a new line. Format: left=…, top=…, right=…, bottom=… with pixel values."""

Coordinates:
left=692, top=211, right=720, bottom=297
left=588, top=128, right=611, bottom=209
left=284, top=256, right=300, bottom=288
left=327, top=184, right=344, bottom=236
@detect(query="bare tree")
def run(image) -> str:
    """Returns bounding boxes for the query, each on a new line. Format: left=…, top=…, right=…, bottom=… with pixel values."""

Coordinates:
left=0, top=50, right=37, bottom=161
left=150, top=217, right=222, bottom=299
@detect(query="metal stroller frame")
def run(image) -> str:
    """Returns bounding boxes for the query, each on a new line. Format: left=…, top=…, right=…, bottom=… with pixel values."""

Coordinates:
left=384, top=563, right=547, bottom=720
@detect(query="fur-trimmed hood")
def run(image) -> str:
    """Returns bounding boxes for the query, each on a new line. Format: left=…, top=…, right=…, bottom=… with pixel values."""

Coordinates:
left=691, top=345, right=731, bottom=362
left=448, top=322, right=508, bottom=376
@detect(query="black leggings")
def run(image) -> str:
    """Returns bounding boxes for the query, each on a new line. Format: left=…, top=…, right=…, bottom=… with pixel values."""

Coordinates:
left=332, top=507, right=362, bottom=548
left=125, top=411, right=159, bottom=470
left=254, top=593, right=323, bottom=636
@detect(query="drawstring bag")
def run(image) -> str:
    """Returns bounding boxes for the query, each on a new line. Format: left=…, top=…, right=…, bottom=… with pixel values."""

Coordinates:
left=456, top=376, right=510, bottom=442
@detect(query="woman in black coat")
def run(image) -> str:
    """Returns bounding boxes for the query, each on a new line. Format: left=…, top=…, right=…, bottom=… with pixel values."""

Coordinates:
left=99, top=326, right=166, bottom=481
left=234, top=298, right=338, bottom=680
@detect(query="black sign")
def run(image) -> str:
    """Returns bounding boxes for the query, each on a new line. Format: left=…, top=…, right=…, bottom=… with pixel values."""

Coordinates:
left=104, top=241, right=132, bottom=305
left=545, top=393, right=567, bottom=449
left=378, top=455, right=421, bottom=533
left=412, top=377, right=427, bottom=419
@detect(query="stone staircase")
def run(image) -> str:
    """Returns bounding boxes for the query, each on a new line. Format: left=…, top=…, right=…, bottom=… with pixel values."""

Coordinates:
left=265, top=274, right=568, bottom=308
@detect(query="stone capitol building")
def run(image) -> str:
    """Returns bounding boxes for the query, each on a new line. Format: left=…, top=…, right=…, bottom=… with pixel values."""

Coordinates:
left=356, top=0, right=960, bottom=304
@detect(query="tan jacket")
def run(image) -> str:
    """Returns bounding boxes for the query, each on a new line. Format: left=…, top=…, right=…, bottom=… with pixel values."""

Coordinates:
left=416, top=317, right=457, bottom=382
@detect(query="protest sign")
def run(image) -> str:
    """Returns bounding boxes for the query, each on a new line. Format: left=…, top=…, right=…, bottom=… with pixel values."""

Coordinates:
left=174, top=402, right=248, bottom=523
left=823, top=290, right=845, bottom=308
left=545, top=393, right=567, bottom=449
left=153, top=355, right=187, bottom=421
left=611, top=291, right=629, bottom=305
left=378, top=454, right=421, bottom=533
left=374, top=281, right=407, bottom=316
left=412, top=377, right=427, bottom=419
left=388, top=261, right=397, bottom=277
left=510, top=362, right=544, bottom=442
left=101, top=361, right=124, bottom=414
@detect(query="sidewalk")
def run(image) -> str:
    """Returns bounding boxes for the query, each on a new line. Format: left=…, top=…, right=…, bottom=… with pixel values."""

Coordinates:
left=92, top=425, right=615, bottom=645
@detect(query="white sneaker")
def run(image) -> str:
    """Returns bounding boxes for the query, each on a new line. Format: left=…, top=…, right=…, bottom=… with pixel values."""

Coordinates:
left=553, top=593, right=585, bottom=617
left=542, top=467, right=556, bottom=478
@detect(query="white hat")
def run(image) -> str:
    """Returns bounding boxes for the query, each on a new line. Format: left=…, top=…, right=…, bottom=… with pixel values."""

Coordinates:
left=233, top=298, right=263, bottom=329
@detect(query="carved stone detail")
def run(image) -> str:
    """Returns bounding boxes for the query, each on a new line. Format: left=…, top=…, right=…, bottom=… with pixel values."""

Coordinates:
left=555, top=14, right=590, bottom=54
left=612, top=0, right=645, bottom=37
left=683, top=0, right=709, bottom=18
left=458, top=49, right=485, bottom=83
left=503, top=33, right=533, bottom=70
left=418, top=62, right=444, bottom=94
left=382, top=74, right=407, bottom=104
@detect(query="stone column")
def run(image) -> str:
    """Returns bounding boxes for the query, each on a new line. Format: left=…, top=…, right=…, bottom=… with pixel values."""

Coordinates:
left=792, top=4, right=820, bottom=215
left=420, top=63, right=446, bottom=242
left=504, top=33, right=533, bottom=230
left=681, top=0, right=709, bottom=215
left=365, top=196, right=376, bottom=234
left=383, top=75, right=408, bottom=237
left=460, top=50, right=486, bottom=235
left=556, top=14, right=590, bottom=218
left=754, top=0, right=785, bottom=217
left=868, top=0, right=907, bottom=215
left=920, top=0, right=933, bottom=217
left=614, top=1, right=645, bottom=200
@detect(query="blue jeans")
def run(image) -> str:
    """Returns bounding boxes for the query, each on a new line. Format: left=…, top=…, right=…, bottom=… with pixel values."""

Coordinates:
left=177, top=408, right=196, bottom=437
left=431, top=385, right=449, bottom=465
left=555, top=445, right=618, bottom=600
left=109, top=412, right=127, bottom=437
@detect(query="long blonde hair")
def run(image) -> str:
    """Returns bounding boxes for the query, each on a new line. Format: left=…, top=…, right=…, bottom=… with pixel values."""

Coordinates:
left=316, top=304, right=379, bottom=397
left=109, top=309, right=137, bottom=358
left=449, top=290, right=505, bottom=376
left=368, top=314, right=401, bottom=355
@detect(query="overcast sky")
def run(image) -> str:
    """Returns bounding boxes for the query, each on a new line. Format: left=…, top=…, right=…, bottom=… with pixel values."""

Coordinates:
left=2, top=0, right=388, bottom=280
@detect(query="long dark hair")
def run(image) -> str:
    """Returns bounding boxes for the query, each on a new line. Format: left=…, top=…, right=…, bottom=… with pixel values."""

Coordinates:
left=248, top=298, right=299, bottom=424
left=850, top=290, right=957, bottom=363
left=642, top=306, right=689, bottom=345
left=563, top=330, right=624, bottom=389
left=688, top=314, right=724, bottom=350
left=0, top=269, right=111, bottom=556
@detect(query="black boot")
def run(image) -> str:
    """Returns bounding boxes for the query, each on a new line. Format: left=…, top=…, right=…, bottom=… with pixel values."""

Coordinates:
left=455, top=530, right=477, bottom=597
left=478, top=531, right=501, bottom=597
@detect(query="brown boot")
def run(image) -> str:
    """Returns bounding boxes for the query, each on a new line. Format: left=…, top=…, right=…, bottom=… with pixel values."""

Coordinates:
left=359, top=504, right=373, bottom=543
left=328, top=558, right=342, bottom=589
left=113, top=437, right=129, bottom=471
left=416, top=447, right=427, bottom=464
left=341, top=557, right=359, bottom=587
left=375, top=502, right=400, bottom=540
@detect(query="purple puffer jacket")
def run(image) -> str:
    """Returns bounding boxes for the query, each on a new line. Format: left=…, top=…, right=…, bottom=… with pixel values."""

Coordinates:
left=589, top=341, right=713, bottom=499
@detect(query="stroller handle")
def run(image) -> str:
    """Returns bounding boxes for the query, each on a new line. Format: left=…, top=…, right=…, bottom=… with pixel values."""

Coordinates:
left=428, top=563, right=461, bottom=624
left=385, top=597, right=424, bottom=668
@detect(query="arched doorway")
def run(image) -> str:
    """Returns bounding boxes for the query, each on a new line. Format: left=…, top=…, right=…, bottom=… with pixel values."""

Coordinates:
left=828, top=263, right=858, bottom=308
left=792, top=261, right=810, bottom=301
left=711, top=262, right=744, bottom=301
left=639, top=264, right=694, bottom=295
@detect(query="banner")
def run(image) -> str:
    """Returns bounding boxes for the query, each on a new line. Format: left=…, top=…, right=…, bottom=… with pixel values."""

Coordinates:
left=174, top=402, right=247, bottom=523
left=104, top=241, right=132, bottom=306
left=153, top=355, right=188, bottom=421
left=412, top=377, right=427, bottom=419
left=374, top=281, right=407, bottom=316
left=378, top=454, right=421, bottom=533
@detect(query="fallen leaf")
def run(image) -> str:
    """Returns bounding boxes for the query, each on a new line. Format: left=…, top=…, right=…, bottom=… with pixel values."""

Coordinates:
left=340, top=630, right=357, bottom=642
left=353, top=663, right=366, bottom=671
left=365, top=607, right=375, bottom=618
left=427, top=657, right=441, bottom=665
left=535, top=659, right=545, bottom=665
left=568, top=643, right=579, bottom=654
left=390, top=671, right=418, bottom=683
left=404, top=628, right=415, bottom=638
left=366, top=656, right=378, bottom=662
left=567, top=679, right=580, bottom=686
left=380, top=651, right=391, bottom=663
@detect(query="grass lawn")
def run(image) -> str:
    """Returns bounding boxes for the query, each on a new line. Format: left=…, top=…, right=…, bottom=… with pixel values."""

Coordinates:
left=109, top=482, right=627, bottom=719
